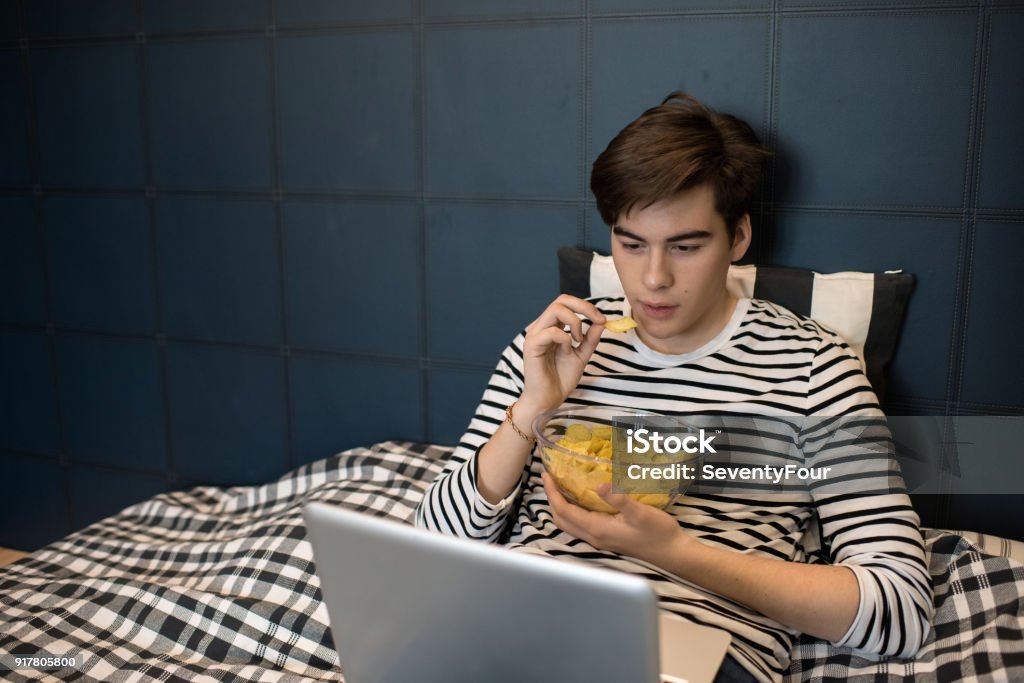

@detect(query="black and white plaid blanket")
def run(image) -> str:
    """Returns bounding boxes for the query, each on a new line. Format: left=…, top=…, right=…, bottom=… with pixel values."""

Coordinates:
left=2, top=441, right=1022, bottom=682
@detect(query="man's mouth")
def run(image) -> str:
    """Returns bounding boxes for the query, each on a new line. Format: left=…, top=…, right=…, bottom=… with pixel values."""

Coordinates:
left=640, top=302, right=679, bottom=319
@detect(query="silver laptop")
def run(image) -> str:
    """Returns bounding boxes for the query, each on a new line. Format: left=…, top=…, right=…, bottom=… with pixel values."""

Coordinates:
left=304, top=502, right=731, bottom=683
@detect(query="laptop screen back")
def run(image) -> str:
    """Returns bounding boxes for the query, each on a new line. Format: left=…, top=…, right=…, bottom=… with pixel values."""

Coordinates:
left=304, top=502, right=662, bottom=683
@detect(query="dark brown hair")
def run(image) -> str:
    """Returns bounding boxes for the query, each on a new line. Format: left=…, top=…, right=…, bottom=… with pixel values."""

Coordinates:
left=590, top=92, right=768, bottom=240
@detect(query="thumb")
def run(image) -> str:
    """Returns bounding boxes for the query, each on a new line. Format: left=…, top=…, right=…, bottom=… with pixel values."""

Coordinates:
left=577, top=322, right=604, bottom=360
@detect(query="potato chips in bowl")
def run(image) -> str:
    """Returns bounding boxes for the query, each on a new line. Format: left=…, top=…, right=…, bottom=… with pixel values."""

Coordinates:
left=533, top=405, right=694, bottom=514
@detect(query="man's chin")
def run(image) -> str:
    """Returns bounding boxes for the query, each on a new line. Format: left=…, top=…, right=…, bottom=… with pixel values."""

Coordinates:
left=636, top=312, right=681, bottom=331
left=634, top=319, right=685, bottom=343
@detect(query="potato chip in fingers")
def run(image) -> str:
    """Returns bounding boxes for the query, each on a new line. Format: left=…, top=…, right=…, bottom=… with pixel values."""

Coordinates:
left=604, top=316, right=637, bottom=333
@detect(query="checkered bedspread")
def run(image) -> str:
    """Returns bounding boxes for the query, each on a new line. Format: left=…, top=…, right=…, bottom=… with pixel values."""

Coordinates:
left=2, top=441, right=1022, bottom=682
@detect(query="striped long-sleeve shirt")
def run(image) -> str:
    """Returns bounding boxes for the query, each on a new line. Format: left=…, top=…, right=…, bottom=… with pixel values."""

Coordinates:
left=415, top=297, right=932, bottom=683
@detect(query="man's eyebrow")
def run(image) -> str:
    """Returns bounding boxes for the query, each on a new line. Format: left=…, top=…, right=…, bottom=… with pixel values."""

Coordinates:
left=611, top=226, right=712, bottom=242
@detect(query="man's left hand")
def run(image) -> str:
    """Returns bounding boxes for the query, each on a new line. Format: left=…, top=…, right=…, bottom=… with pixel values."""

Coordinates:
left=541, top=471, right=688, bottom=566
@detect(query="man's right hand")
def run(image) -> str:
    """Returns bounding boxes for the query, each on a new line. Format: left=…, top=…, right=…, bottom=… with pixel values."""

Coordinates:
left=476, top=296, right=606, bottom=506
left=518, top=295, right=606, bottom=422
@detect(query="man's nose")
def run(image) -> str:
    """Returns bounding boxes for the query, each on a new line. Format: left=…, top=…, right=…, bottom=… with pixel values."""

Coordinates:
left=643, top=251, right=673, bottom=290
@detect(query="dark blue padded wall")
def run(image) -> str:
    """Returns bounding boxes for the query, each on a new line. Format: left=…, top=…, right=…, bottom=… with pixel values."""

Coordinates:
left=2, top=1, right=1023, bottom=550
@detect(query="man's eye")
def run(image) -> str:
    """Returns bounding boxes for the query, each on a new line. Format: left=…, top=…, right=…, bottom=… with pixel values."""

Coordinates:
left=672, top=244, right=697, bottom=253
left=621, top=242, right=643, bottom=251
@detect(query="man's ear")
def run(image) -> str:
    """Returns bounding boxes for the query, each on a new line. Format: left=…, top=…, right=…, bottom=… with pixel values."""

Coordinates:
left=730, top=214, right=752, bottom=262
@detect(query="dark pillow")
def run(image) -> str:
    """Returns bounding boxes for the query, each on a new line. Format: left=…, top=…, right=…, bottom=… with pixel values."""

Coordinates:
left=557, top=247, right=914, bottom=401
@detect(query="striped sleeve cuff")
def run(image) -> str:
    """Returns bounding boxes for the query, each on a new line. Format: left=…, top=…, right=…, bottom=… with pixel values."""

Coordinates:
left=834, top=563, right=870, bottom=648
left=464, top=444, right=521, bottom=523
left=832, top=562, right=931, bottom=657
left=415, top=443, right=523, bottom=542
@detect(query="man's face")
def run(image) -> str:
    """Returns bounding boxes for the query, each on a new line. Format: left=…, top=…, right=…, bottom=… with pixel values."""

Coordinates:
left=610, top=183, right=750, bottom=355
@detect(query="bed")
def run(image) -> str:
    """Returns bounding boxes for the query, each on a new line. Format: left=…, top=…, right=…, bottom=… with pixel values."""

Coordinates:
left=2, top=440, right=1023, bottom=682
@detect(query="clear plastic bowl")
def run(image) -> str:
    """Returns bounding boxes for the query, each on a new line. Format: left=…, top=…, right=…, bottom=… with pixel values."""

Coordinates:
left=533, top=405, right=698, bottom=514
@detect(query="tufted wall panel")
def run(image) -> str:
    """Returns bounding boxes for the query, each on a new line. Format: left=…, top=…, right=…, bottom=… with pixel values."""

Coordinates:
left=2, top=0, right=1023, bottom=549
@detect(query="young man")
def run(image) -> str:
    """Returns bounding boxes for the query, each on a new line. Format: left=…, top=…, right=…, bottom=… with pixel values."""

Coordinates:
left=415, top=93, right=932, bottom=683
